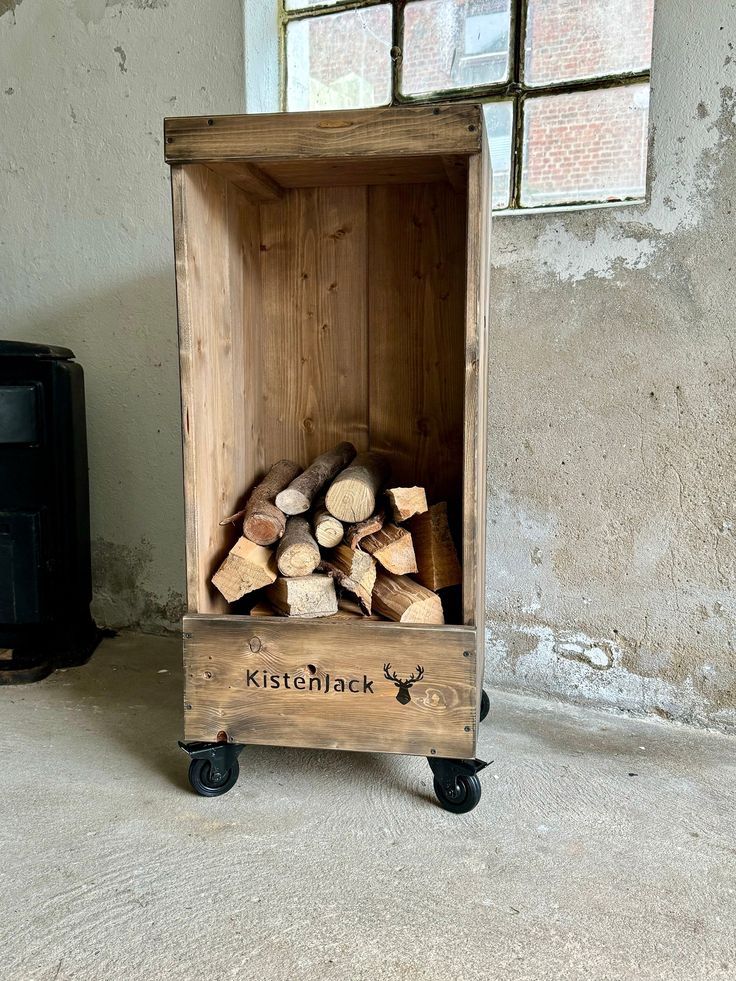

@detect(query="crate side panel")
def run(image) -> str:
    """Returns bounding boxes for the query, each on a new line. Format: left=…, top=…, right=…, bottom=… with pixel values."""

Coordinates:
left=183, top=616, right=477, bottom=758
left=173, top=165, right=261, bottom=612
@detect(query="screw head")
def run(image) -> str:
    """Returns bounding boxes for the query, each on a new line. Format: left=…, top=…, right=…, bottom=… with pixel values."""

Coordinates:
left=464, top=726, right=471, bottom=732
left=463, top=650, right=471, bottom=658
left=184, top=703, right=192, bottom=711
left=430, top=748, right=436, bottom=755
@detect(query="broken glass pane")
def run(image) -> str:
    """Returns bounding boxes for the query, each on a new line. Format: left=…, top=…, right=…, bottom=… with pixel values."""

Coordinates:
left=401, top=0, right=512, bottom=96
left=521, top=84, right=650, bottom=207
left=287, top=6, right=392, bottom=111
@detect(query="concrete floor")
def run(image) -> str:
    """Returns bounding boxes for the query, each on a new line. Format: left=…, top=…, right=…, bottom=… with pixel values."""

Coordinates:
left=0, top=633, right=733, bottom=981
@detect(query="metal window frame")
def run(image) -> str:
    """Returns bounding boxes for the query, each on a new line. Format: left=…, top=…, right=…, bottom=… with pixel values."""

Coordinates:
left=279, top=0, right=652, bottom=212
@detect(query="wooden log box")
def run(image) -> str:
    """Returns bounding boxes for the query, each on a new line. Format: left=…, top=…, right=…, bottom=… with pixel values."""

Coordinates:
left=325, top=452, right=389, bottom=523
left=276, top=442, right=356, bottom=515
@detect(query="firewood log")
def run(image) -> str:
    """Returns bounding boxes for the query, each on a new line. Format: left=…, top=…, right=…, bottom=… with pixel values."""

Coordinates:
left=266, top=575, right=337, bottom=619
left=324, top=597, right=385, bottom=621
left=319, top=543, right=376, bottom=614
left=372, top=570, right=444, bottom=624
left=344, top=508, right=386, bottom=549
left=249, top=600, right=282, bottom=617
left=276, top=516, right=320, bottom=578
left=325, top=452, right=389, bottom=523
left=312, top=496, right=344, bottom=548
left=211, top=537, right=277, bottom=603
left=360, top=524, right=418, bottom=575
left=408, top=502, right=462, bottom=591
left=220, top=459, right=302, bottom=546
left=386, top=486, right=428, bottom=523
left=275, top=441, right=356, bottom=515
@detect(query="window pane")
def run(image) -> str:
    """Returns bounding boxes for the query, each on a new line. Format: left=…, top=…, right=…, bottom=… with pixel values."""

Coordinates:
left=521, top=84, right=649, bottom=208
left=286, top=6, right=392, bottom=111
left=401, top=0, right=511, bottom=96
left=525, top=0, right=655, bottom=87
left=484, top=102, right=513, bottom=210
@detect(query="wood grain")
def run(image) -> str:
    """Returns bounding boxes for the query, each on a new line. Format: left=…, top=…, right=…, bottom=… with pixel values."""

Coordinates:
left=183, top=615, right=477, bottom=757
left=165, top=105, right=481, bottom=164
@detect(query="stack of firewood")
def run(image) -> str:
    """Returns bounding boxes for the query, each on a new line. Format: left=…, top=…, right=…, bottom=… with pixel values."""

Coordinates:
left=211, top=442, right=461, bottom=624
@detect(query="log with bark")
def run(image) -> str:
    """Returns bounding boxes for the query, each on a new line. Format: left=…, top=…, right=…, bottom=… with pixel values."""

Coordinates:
left=275, top=441, right=356, bottom=515
left=408, top=501, right=462, bottom=591
left=266, top=574, right=338, bottom=619
left=344, top=508, right=385, bottom=550
left=320, top=543, right=376, bottom=614
left=372, top=570, right=444, bottom=624
left=220, top=459, right=302, bottom=546
left=276, top=516, right=321, bottom=578
left=212, top=537, right=277, bottom=603
left=312, top=496, right=344, bottom=548
left=325, top=452, right=390, bottom=523
left=385, top=485, right=428, bottom=523
left=360, top=524, right=418, bottom=576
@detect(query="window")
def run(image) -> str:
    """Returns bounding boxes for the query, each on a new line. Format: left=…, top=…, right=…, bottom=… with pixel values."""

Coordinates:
left=281, top=0, right=654, bottom=213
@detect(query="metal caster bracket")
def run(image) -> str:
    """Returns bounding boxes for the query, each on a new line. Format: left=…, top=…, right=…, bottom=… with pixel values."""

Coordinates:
left=178, top=741, right=245, bottom=787
left=428, top=755, right=490, bottom=787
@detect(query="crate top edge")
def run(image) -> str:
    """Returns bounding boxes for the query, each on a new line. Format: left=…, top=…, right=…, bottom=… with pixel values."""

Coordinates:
left=183, top=613, right=476, bottom=638
left=164, top=103, right=483, bottom=165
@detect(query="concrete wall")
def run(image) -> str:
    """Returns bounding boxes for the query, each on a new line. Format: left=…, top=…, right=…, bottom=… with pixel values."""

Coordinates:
left=486, top=0, right=736, bottom=731
left=0, top=0, right=244, bottom=631
left=1, top=1, right=734, bottom=731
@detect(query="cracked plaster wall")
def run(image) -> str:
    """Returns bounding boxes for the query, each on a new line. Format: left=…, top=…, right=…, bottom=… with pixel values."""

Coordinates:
left=0, top=0, right=244, bottom=631
left=487, top=0, right=736, bottom=730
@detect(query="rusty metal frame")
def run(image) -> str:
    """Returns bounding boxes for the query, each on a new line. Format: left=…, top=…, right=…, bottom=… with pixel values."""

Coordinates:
left=278, top=0, right=652, bottom=211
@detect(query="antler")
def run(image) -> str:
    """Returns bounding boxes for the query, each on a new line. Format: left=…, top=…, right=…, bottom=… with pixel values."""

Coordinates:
left=406, top=665, right=424, bottom=684
left=383, top=663, right=401, bottom=683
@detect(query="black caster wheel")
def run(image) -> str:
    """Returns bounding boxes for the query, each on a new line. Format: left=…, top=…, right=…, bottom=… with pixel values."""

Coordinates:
left=433, top=773, right=482, bottom=814
left=480, top=689, right=490, bottom=722
left=188, top=757, right=239, bottom=797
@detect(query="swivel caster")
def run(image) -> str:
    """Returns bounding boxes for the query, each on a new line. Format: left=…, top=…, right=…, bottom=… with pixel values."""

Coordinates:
left=178, top=741, right=244, bottom=798
left=427, top=756, right=489, bottom=814
left=480, top=689, right=490, bottom=722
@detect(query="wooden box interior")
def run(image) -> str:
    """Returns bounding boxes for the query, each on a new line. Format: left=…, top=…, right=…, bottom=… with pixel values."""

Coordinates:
left=175, top=155, right=470, bottom=622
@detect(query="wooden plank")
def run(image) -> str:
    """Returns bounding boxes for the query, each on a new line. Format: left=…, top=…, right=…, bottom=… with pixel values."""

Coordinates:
left=206, top=161, right=284, bottom=201
left=259, top=156, right=448, bottom=189
left=461, top=119, right=492, bottom=656
left=367, top=181, right=466, bottom=506
left=165, top=104, right=482, bottom=164
left=183, top=615, right=477, bottom=757
left=171, top=165, right=260, bottom=613
left=256, top=186, right=369, bottom=467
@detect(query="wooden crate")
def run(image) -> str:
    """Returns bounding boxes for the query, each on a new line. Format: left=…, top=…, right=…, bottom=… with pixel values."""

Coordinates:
left=166, top=104, right=490, bottom=761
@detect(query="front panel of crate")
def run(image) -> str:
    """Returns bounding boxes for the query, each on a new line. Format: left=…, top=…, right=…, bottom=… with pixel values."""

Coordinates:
left=184, top=616, right=478, bottom=758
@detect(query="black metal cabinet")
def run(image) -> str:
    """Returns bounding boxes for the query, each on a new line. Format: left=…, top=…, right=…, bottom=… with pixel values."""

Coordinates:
left=0, top=341, right=98, bottom=680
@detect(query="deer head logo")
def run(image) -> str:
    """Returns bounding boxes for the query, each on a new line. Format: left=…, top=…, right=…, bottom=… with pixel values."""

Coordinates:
left=383, top=663, right=424, bottom=705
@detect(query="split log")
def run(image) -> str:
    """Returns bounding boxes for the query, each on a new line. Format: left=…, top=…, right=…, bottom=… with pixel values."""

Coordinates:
left=312, top=497, right=344, bottom=548
left=211, top=537, right=277, bottom=603
left=266, top=575, right=337, bottom=619
left=344, top=508, right=385, bottom=550
left=276, top=516, right=320, bottom=578
left=275, top=441, right=356, bottom=515
left=320, top=543, right=376, bottom=614
left=323, top=597, right=384, bottom=622
left=360, top=524, right=418, bottom=576
left=220, top=459, right=302, bottom=546
left=386, top=486, right=428, bottom=523
left=372, top=570, right=444, bottom=625
left=325, top=452, right=389, bottom=523
left=408, top=502, right=462, bottom=591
